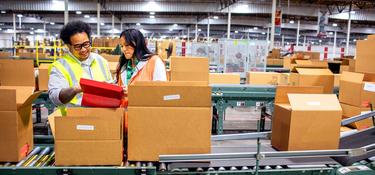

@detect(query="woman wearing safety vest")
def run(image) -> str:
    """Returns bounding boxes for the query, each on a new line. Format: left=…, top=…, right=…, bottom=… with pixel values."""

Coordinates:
left=48, top=21, right=113, bottom=115
left=115, top=29, right=167, bottom=131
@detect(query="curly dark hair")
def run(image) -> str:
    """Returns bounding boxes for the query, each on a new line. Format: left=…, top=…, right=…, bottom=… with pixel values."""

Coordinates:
left=60, top=21, right=91, bottom=45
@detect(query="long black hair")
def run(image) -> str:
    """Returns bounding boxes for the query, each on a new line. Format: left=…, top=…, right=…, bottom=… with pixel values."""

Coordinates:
left=116, top=29, right=155, bottom=83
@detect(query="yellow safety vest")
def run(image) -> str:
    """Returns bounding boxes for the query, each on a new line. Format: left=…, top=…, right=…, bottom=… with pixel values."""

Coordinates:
left=48, top=53, right=112, bottom=115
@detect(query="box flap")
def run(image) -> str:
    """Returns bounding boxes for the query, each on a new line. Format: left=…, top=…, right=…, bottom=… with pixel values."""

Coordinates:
left=295, top=68, right=333, bottom=75
left=38, top=63, right=51, bottom=70
left=0, top=89, right=17, bottom=110
left=341, top=71, right=364, bottom=82
left=275, top=86, right=324, bottom=104
left=288, top=94, right=341, bottom=111
left=0, top=59, right=35, bottom=87
left=0, top=86, right=40, bottom=110
left=47, top=110, right=62, bottom=138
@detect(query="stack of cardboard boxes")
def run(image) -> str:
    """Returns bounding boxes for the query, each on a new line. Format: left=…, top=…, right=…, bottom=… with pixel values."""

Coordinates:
left=92, top=37, right=120, bottom=47
left=0, top=59, right=42, bottom=162
left=283, top=51, right=321, bottom=69
left=337, top=36, right=375, bottom=130
left=0, top=51, right=12, bottom=59
left=266, top=48, right=283, bottom=66
left=271, top=86, right=342, bottom=151
left=127, top=81, right=212, bottom=161
left=49, top=108, right=124, bottom=165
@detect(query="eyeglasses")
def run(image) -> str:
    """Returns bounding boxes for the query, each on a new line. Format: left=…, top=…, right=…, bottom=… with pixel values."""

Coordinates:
left=71, top=41, right=91, bottom=51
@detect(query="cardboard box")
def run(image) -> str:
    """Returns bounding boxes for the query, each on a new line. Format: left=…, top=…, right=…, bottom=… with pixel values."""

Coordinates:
left=280, top=73, right=290, bottom=85
left=283, top=56, right=291, bottom=69
left=271, top=87, right=341, bottom=151
left=0, top=59, right=35, bottom=87
left=356, top=40, right=375, bottom=74
left=209, top=73, right=240, bottom=84
left=271, top=48, right=281, bottom=58
left=170, top=56, right=209, bottom=82
left=38, top=64, right=51, bottom=91
left=53, top=108, right=124, bottom=166
left=334, top=74, right=341, bottom=87
left=339, top=71, right=375, bottom=107
left=340, top=65, right=349, bottom=73
left=101, top=54, right=120, bottom=62
left=289, top=60, right=334, bottom=93
left=247, top=72, right=280, bottom=85
left=128, top=81, right=211, bottom=107
left=341, top=103, right=373, bottom=130
left=128, top=106, right=211, bottom=161
left=0, top=59, right=39, bottom=162
left=0, top=87, right=41, bottom=162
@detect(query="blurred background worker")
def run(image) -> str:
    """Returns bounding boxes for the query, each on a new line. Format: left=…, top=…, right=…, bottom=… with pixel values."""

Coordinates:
left=48, top=20, right=113, bottom=115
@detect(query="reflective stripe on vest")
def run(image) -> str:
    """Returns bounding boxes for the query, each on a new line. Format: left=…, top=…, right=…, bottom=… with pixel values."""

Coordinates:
left=50, top=53, right=110, bottom=107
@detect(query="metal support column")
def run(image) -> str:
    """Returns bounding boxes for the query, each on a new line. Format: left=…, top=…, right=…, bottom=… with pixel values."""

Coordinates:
left=303, top=35, right=306, bottom=47
left=270, top=0, right=276, bottom=50
left=333, top=31, right=337, bottom=58
left=64, top=0, right=68, bottom=25
left=195, top=23, right=198, bottom=41
left=13, top=13, right=16, bottom=55
left=296, top=20, right=300, bottom=47
left=281, top=35, right=284, bottom=47
left=97, top=2, right=101, bottom=37
left=112, top=14, right=115, bottom=38
left=227, top=6, right=231, bottom=39
left=346, top=12, right=352, bottom=55
left=43, top=22, right=46, bottom=38
left=207, top=16, right=210, bottom=42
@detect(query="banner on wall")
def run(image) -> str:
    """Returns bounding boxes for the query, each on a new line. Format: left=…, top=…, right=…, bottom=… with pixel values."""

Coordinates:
left=317, top=10, right=329, bottom=38
left=275, top=8, right=282, bottom=35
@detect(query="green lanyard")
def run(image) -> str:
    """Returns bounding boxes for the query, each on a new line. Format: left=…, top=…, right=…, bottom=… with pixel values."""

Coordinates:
left=126, top=58, right=138, bottom=85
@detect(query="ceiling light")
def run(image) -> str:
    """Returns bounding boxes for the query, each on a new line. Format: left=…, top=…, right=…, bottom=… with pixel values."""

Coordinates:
left=50, top=22, right=55, bottom=25
left=173, top=24, right=178, bottom=27
left=136, top=23, right=141, bottom=26
left=169, top=28, right=173, bottom=31
left=234, top=30, right=238, bottom=33
left=31, top=28, right=34, bottom=30
left=30, top=31, right=34, bottom=34
left=350, top=11, right=355, bottom=14
left=332, top=23, right=338, bottom=27
left=17, top=14, right=23, bottom=18
left=1, top=11, right=5, bottom=14
left=150, top=12, right=155, bottom=15
left=100, top=23, right=105, bottom=26
left=253, top=27, right=258, bottom=30
left=328, top=32, right=333, bottom=35
left=353, top=39, right=357, bottom=42
left=319, top=40, right=322, bottom=42
left=76, top=11, right=82, bottom=15
left=84, top=15, right=90, bottom=18
left=150, top=15, right=155, bottom=19
left=289, top=20, right=295, bottom=24
left=198, top=28, right=201, bottom=32
left=261, top=32, right=266, bottom=35
left=213, top=16, right=219, bottom=19
left=0, top=28, right=2, bottom=31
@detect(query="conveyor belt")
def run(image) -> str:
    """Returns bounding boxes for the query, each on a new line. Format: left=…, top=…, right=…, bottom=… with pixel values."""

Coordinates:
left=333, top=127, right=375, bottom=166
left=168, top=140, right=337, bottom=170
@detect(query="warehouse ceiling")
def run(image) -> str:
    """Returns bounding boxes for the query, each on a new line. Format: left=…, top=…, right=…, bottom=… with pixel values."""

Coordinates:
left=0, top=0, right=374, bottom=44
